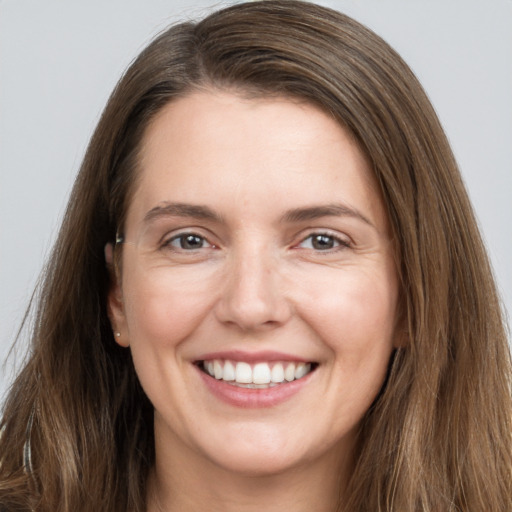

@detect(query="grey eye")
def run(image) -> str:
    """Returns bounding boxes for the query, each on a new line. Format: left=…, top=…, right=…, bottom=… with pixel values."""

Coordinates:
left=299, top=234, right=347, bottom=251
left=311, top=234, right=337, bottom=250
left=169, top=234, right=209, bottom=250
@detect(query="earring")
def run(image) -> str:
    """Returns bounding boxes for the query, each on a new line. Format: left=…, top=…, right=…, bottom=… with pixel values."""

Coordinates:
left=115, top=332, right=121, bottom=338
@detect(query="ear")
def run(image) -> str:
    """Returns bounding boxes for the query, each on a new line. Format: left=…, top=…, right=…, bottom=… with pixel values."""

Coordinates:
left=105, top=243, right=130, bottom=347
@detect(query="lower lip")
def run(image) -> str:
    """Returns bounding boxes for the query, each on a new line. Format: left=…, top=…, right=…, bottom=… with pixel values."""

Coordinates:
left=196, top=366, right=313, bottom=408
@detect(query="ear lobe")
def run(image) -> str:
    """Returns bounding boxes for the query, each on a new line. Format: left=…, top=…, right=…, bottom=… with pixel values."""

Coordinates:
left=105, top=242, right=115, bottom=268
left=105, top=243, right=130, bottom=347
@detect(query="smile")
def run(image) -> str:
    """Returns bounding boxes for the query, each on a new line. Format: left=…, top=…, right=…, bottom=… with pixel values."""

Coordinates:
left=199, top=360, right=316, bottom=388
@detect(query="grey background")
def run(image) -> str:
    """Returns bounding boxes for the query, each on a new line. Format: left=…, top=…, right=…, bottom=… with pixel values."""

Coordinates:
left=1, top=0, right=511, bottom=401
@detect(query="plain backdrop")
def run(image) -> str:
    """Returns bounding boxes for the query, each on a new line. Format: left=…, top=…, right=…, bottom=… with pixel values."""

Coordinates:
left=1, top=0, right=511, bottom=401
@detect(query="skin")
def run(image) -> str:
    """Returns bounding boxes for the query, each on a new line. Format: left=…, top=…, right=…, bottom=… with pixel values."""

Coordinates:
left=107, top=90, right=401, bottom=512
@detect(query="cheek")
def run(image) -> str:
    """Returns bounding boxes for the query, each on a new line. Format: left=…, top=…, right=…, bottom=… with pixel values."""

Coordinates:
left=121, top=265, right=218, bottom=346
left=297, top=266, right=399, bottom=359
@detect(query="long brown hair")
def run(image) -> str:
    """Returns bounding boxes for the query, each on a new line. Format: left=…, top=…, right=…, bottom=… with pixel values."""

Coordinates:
left=1, top=1, right=510, bottom=510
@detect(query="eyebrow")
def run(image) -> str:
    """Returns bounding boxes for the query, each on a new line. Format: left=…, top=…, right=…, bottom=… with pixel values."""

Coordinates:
left=142, top=201, right=373, bottom=228
left=143, top=202, right=223, bottom=223
left=281, top=204, right=373, bottom=227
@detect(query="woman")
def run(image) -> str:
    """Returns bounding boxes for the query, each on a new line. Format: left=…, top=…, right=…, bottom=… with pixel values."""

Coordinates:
left=1, top=1, right=510, bottom=510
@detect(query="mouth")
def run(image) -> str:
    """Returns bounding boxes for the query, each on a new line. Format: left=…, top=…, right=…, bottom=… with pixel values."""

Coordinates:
left=196, top=359, right=318, bottom=389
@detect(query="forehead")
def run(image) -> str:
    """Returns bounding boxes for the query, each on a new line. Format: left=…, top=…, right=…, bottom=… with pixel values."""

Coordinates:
left=126, top=90, right=387, bottom=232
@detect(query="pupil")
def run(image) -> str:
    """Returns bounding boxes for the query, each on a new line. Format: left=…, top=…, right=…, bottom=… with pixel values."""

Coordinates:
left=313, top=235, right=334, bottom=250
left=182, top=235, right=202, bottom=249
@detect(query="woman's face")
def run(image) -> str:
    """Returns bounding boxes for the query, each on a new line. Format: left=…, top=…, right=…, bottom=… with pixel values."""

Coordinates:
left=108, top=90, right=401, bottom=477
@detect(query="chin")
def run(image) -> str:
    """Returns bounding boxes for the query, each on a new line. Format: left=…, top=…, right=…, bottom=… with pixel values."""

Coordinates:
left=197, top=429, right=320, bottom=478
left=208, top=449, right=302, bottom=478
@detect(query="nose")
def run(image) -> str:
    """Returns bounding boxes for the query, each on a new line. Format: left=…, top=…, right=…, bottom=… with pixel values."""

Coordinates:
left=214, top=244, right=292, bottom=331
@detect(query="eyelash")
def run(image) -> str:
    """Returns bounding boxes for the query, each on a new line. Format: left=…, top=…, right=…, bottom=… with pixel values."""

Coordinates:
left=161, top=231, right=350, bottom=253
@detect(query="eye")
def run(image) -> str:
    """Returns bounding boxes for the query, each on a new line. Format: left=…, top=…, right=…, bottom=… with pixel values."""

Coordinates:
left=298, top=233, right=349, bottom=251
left=166, top=233, right=213, bottom=250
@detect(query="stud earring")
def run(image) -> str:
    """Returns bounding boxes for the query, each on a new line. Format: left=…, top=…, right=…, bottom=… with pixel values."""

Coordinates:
left=115, top=332, right=121, bottom=338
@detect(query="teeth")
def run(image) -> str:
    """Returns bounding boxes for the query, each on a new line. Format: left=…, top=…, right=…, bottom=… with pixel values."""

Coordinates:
left=202, top=359, right=313, bottom=386
left=228, top=382, right=280, bottom=389
left=214, top=360, right=223, bottom=379
left=271, top=363, right=284, bottom=383
left=253, top=363, right=271, bottom=384
left=235, top=362, right=252, bottom=383
left=223, top=360, right=235, bottom=381
left=295, top=362, right=308, bottom=379
left=284, top=363, right=296, bottom=382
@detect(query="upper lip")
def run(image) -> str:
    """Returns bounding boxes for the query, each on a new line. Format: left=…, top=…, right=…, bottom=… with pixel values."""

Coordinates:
left=195, top=350, right=312, bottom=364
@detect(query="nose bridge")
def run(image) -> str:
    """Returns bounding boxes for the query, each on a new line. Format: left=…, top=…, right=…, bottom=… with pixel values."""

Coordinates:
left=215, top=238, right=290, bottom=330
